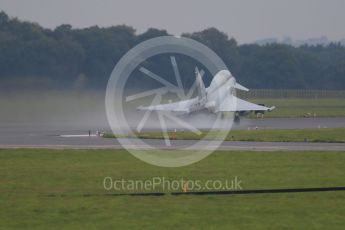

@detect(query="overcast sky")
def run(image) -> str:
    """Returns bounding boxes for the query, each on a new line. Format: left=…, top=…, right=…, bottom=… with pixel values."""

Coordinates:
left=1, top=0, right=344, bottom=43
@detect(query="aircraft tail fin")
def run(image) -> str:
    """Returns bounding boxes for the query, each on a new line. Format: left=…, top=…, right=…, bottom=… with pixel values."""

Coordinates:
left=195, top=67, right=206, bottom=99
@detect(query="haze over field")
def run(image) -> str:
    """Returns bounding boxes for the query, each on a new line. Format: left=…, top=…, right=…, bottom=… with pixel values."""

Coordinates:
left=0, top=1, right=344, bottom=132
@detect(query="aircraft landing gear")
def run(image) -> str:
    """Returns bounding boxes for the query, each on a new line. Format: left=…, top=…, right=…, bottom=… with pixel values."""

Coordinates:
left=234, top=113, right=240, bottom=124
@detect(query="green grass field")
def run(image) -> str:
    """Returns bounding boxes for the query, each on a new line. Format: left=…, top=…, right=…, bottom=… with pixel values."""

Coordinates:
left=248, top=98, right=345, bottom=118
left=1, top=149, right=345, bottom=229
left=104, top=128, right=345, bottom=143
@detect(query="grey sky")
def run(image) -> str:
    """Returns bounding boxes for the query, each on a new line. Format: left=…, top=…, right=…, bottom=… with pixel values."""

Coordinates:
left=1, top=0, right=344, bottom=43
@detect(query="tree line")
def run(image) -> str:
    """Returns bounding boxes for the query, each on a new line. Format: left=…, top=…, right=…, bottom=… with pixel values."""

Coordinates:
left=0, top=11, right=344, bottom=90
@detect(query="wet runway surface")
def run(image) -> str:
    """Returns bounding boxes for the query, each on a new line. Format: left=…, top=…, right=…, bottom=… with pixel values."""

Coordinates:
left=2, top=139, right=345, bottom=151
left=0, top=117, right=345, bottom=151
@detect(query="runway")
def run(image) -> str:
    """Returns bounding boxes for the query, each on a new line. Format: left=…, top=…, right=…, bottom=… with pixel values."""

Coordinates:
left=1, top=118, right=345, bottom=151
left=1, top=136, right=345, bottom=151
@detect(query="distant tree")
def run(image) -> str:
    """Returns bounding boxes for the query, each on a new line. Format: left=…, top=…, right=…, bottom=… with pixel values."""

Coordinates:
left=0, top=11, right=9, bottom=26
left=136, top=28, right=169, bottom=43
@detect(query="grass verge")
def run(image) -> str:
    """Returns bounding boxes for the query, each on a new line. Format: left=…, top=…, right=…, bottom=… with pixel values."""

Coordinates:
left=0, top=149, right=345, bottom=229
left=104, top=128, right=345, bottom=143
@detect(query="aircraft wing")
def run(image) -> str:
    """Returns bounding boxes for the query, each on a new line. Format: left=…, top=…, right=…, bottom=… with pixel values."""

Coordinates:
left=218, top=96, right=275, bottom=112
left=138, top=98, right=194, bottom=113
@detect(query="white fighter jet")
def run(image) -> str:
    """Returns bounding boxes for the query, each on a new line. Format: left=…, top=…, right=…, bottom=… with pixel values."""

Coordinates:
left=138, top=69, right=275, bottom=122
